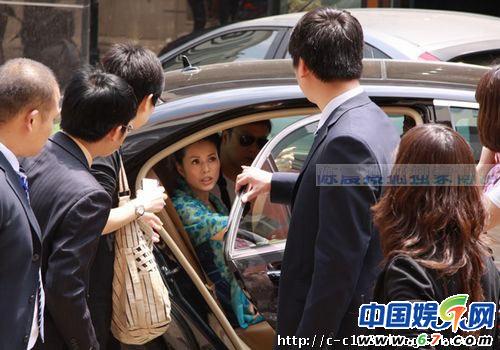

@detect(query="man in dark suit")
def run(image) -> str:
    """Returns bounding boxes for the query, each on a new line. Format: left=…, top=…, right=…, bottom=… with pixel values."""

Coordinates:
left=23, top=67, right=138, bottom=350
left=0, top=58, right=60, bottom=349
left=235, top=8, right=399, bottom=347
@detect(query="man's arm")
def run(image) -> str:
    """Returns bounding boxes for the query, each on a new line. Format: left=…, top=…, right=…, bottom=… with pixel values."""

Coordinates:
left=270, top=172, right=299, bottom=205
left=44, top=189, right=111, bottom=349
left=295, top=135, right=379, bottom=338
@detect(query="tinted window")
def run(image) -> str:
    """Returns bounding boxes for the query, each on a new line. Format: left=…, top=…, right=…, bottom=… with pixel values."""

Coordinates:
left=163, top=30, right=278, bottom=71
left=363, top=44, right=390, bottom=59
left=285, top=42, right=390, bottom=59
left=450, top=107, right=481, bottom=161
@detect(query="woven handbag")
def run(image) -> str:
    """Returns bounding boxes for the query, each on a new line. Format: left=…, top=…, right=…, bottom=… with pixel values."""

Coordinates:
left=111, top=162, right=171, bottom=345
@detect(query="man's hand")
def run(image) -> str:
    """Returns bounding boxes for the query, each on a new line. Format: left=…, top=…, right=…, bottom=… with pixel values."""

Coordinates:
left=135, top=187, right=167, bottom=213
left=235, top=166, right=272, bottom=203
left=139, top=212, right=162, bottom=243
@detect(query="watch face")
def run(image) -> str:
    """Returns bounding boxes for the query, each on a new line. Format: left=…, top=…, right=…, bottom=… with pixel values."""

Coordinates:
left=136, top=205, right=145, bottom=216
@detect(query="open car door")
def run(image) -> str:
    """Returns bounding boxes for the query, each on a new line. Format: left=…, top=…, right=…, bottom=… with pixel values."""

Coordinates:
left=224, top=115, right=319, bottom=328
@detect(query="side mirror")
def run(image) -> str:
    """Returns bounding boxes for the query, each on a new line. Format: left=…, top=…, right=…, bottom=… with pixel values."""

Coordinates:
left=180, top=55, right=200, bottom=75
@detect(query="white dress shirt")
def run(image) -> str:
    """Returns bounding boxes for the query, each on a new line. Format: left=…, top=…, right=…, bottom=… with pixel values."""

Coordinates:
left=0, top=141, right=44, bottom=349
left=316, top=86, right=364, bottom=132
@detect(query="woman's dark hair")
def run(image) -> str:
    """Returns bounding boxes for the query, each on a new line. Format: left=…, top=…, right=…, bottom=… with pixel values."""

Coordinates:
left=288, top=7, right=363, bottom=82
left=158, top=134, right=221, bottom=194
left=372, top=124, right=489, bottom=302
left=476, top=66, right=500, bottom=152
left=60, top=66, right=137, bottom=142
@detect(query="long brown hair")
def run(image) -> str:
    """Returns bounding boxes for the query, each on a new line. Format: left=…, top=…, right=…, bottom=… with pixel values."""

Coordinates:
left=476, top=66, right=500, bottom=152
left=372, top=124, right=489, bottom=302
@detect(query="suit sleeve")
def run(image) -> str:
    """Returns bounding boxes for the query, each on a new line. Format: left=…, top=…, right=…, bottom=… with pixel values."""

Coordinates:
left=295, top=135, right=379, bottom=338
left=44, top=189, right=111, bottom=349
left=270, top=172, right=299, bottom=205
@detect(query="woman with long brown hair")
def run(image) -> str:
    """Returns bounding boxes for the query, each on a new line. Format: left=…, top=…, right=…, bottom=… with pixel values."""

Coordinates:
left=371, top=124, right=499, bottom=348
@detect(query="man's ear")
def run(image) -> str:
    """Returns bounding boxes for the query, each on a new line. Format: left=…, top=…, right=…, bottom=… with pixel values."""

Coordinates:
left=221, top=130, right=230, bottom=145
left=108, top=125, right=125, bottom=142
left=24, top=109, right=40, bottom=132
left=297, top=58, right=309, bottom=79
left=138, top=94, right=154, bottom=113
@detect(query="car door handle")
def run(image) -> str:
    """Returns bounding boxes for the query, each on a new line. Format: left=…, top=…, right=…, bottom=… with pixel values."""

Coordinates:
left=267, top=269, right=281, bottom=286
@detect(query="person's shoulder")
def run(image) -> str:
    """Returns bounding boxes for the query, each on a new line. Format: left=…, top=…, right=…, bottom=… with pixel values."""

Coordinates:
left=377, top=254, right=437, bottom=301
left=92, top=151, right=121, bottom=170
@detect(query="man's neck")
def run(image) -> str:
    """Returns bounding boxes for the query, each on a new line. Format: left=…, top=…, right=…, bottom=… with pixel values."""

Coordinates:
left=64, top=133, right=94, bottom=166
left=220, top=157, right=239, bottom=183
left=0, top=130, right=23, bottom=157
left=315, top=80, right=360, bottom=112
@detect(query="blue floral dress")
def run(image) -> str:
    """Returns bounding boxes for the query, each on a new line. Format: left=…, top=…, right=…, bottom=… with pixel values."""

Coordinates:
left=172, top=179, right=263, bottom=329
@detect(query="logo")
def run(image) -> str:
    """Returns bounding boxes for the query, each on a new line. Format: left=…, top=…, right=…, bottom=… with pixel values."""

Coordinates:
left=358, top=294, right=496, bottom=333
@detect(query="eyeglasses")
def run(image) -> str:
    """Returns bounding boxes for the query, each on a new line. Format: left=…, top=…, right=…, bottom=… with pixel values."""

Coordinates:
left=234, top=131, right=268, bottom=149
left=121, top=124, right=134, bottom=134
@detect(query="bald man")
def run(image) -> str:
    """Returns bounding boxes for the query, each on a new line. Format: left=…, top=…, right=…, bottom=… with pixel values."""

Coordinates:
left=0, top=58, right=60, bottom=350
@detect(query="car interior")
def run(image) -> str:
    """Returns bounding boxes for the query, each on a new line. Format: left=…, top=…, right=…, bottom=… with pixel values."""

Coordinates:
left=134, top=105, right=424, bottom=349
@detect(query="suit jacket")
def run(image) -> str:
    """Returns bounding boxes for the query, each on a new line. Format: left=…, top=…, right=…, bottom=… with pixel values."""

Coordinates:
left=372, top=255, right=500, bottom=350
left=0, top=152, right=42, bottom=350
left=23, top=132, right=111, bottom=350
left=271, top=92, right=399, bottom=346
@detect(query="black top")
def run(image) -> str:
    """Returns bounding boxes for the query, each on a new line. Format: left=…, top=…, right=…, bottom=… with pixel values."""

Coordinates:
left=91, top=150, right=121, bottom=207
left=372, top=254, right=500, bottom=350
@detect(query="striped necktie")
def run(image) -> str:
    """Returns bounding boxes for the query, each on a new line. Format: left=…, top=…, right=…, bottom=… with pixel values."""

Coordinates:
left=18, top=167, right=30, bottom=202
left=18, top=168, right=44, bottom=339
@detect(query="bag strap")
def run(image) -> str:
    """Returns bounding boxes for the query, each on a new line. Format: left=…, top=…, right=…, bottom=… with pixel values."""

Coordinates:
left=118, top=156, right=130, bottom=198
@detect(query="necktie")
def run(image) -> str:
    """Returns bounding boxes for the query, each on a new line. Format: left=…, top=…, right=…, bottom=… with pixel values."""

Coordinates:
left=18, top=168, right=44, bottom=339
left=18, top=167, right=30, bottom=202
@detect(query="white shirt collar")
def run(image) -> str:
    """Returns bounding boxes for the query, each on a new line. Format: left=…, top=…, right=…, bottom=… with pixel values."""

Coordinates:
left=0, top=141, right=20, bottom=173
left=317, top=86, right=364, bottom=131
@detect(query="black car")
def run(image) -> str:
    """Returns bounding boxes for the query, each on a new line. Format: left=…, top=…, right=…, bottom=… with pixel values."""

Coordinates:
left=122, top=59, right=487, bottom=349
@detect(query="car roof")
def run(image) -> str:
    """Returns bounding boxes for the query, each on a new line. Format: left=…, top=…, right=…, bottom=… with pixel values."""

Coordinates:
left=162, top=58, right=488, bottom=101
left=177, top=9, right=500, bottom=61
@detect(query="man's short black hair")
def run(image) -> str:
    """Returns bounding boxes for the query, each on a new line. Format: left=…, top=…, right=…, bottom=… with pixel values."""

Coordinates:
left=0, top=58, right=58, bottom=124
left=102, top=43, right=164, bottom=104
left=289, top=7, right=363, bottom=82
left=60, top=67, right=137, bottom=142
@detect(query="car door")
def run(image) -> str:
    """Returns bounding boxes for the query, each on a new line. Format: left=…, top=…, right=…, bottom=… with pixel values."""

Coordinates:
left=224, top=114, right=319, bottom=327
left=223, top=106, right=423, bottom=327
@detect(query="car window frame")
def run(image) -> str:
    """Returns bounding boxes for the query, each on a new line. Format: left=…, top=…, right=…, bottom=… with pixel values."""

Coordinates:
left=161, top=26, right=289, bottom=71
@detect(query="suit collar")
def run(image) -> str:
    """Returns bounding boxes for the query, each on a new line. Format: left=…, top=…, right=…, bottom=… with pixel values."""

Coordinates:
left=50, top=131, right=91, bottom=169
left=0, top=141, right=20, bottom=172
left=297, top=92, right=373, bottom=184
left=325, top=91, right=372, bottom=129
left=0, top=152, right=41, bottom=239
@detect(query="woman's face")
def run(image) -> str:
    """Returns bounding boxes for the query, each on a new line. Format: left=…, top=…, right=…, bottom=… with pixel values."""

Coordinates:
left=177, top=140, right=220, bottom=193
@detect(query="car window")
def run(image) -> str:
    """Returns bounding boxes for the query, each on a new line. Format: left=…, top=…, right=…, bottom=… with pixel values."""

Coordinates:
left=163, top=30, right=279, bottom=71
left=449, top=107, right=481, bottom=161
left=363, top=43, right=390, bottom=59
left=235, top=120, right=317, bottom=248
left=285, top=42, right=390, bottom=59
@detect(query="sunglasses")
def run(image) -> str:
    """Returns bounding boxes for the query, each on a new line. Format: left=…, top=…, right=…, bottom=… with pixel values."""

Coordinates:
left=121, top=124, right=134, bottom=134
left=234, top=131, right=268, bottom=149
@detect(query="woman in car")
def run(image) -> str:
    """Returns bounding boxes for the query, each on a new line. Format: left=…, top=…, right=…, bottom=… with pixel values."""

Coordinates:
left=171, top=134, right=263, bottom=329
left=371, top=124, right=500, bottom=348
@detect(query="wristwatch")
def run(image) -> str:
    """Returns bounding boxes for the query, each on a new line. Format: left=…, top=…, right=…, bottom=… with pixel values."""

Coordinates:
left=135, top=204, right=145, bottom=218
